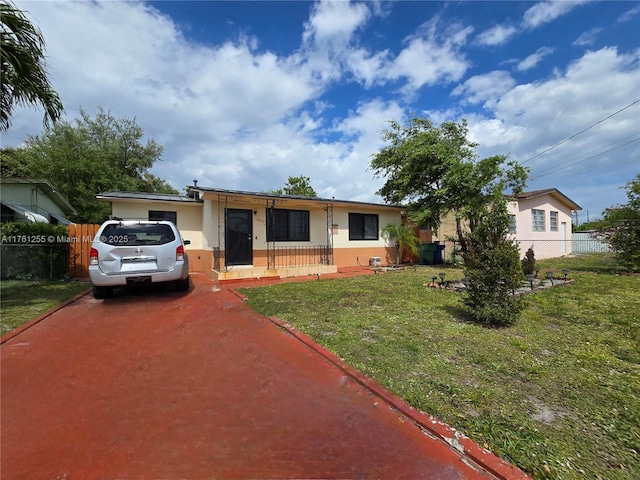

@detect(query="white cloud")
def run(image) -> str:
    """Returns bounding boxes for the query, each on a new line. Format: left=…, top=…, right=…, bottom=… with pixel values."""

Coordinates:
left=617, top=5, right=640, bottom=23
left=572, top=27, right=603, bottom=47
left=517, top=46, right=555, bottom=71
left=523, top=1, right=589, bottom=29
left=452, top=71, right=516, bottom=109
left=476, top=24, right=518, bottom=46
left=468, top=47, right=639, bottom=199
left=389, top=19, right=472, bottom=93
left=303, top=0, right=369, bottom=44
left=299, top=0, right=374, bottom=84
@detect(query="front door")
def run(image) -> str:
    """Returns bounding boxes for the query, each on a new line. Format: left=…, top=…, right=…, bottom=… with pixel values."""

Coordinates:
left=225, top=209, right=253, bottom=266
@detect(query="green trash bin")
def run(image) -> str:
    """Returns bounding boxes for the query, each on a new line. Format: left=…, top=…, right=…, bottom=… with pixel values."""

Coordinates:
left=420, top=243, right=437, bottom=265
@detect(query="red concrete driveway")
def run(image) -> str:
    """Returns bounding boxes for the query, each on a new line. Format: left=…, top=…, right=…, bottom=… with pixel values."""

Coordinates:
left=1, top=274, right=528, bottom=479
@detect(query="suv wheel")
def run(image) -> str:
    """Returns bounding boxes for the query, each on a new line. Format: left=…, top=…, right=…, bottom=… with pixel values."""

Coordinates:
left=93, top=285, right=113, bottom=299
left=176, top=276, right=190, bottom=292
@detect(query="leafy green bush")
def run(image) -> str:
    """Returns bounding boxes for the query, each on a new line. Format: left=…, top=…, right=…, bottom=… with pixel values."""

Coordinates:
left=462, top=204, right=524, bottom=326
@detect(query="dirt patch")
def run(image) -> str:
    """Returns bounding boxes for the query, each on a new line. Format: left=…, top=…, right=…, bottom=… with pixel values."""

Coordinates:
left=528, top=396, right=573, bottom=425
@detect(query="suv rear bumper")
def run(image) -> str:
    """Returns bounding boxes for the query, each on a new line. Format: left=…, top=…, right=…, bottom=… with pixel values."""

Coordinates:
left=89, top=263, right=189, bottom=287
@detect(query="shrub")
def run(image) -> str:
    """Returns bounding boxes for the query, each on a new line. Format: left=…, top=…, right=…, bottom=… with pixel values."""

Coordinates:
left=462, top=203, right=524, bottom=327
left=521, top=246, right=536, bottom=275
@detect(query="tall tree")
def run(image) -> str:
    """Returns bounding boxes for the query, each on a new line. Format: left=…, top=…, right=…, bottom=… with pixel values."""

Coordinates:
left=370, top=117, right=528, bottom=254
left=371, top=117, right=529, bottom=325
left=270, top=176, right=317, bottom=196
left=594, top=174, right=640, bottom=272
left=2, top=107, right=177, bottom=223
left=1, top=0, right=63, bottom=131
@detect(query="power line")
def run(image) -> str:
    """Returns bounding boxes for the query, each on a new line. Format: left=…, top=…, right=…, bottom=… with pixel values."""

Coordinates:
left=531, top=131, right=640, bottom=175
left=533, top=154, right=638, bottom=181
left=521, top=99, right=640, bottom=165
left=532, top=137, right=640, bottom=179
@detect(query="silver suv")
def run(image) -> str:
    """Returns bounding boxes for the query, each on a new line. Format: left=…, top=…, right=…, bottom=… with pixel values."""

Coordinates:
left=89, top=220, right=190, bottom=299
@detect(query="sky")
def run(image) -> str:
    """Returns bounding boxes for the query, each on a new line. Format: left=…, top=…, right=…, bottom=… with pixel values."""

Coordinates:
left=4, top=0, right=639, bottom=223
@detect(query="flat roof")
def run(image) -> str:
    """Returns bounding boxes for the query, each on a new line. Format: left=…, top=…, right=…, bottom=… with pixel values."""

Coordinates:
left=97, top=191, right=202, bottom=203
left=188, top=186, right=405, bottom=210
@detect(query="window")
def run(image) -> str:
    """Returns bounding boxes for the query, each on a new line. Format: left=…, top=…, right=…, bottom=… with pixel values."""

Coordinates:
left=267, top=208, right=310, bottom=242
left=550, top=211, right=558, bottom=232
left=508, top=215, right=517, bottom=234
left=101, top=223, right=175, bottom=246
left=149, top=210, right=177, bottom=225
left=349, top=213, right=379, bottom=240
left=532, top=209, right=545, bottom=232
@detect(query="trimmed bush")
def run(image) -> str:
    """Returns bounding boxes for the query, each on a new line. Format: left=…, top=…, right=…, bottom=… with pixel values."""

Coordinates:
left=521, top=246, right=536, bottom=275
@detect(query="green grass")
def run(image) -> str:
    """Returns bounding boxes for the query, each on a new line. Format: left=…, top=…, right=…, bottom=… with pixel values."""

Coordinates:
left=0, top=279, right=90, bottom=335
left=240, top=253, right=640, bottom=480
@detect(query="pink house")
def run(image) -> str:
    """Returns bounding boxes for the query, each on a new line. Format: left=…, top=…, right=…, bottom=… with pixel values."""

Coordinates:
left=508, top=188, right=581, bottom=260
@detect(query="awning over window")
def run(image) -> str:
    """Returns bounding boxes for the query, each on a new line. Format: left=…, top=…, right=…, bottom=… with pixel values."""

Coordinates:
left=1, top=201, right=50, bottom=223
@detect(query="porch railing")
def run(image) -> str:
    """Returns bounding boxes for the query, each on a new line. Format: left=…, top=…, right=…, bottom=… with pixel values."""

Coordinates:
left=273, top=245, right=333, bottom=268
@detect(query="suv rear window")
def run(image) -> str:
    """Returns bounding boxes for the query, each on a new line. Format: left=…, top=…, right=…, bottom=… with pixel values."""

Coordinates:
left=101, top=224, right=176, bottom=246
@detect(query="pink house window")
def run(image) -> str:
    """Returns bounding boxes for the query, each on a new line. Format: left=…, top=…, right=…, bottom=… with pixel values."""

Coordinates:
left=532, top=209, right=545, bottom=232
left=550, top=211, right=558, bottom=231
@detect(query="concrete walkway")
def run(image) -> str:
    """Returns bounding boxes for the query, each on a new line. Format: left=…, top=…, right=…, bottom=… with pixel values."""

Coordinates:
left=1, top=274, right=528, bottom=479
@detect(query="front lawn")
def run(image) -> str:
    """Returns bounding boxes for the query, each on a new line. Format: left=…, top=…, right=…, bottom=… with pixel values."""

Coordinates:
left=240, top=253, right=639, bottom=480
left=0, top=280, right=90, bottom=336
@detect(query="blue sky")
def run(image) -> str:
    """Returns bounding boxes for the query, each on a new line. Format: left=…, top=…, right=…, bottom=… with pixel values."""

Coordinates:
left=5, top=1, right=640, bottom=223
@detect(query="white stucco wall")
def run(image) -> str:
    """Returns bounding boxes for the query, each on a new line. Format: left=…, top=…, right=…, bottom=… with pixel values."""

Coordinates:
left=200, top=200, right=402, bottom=250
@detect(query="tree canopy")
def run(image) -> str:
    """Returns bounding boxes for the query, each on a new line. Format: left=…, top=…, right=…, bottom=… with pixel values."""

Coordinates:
left=370, top=117, right=529, bottom=253
left=1, top=107, right=177, bottom=223
left=1, top=0, right=63, bottom=131
left=270, top=175, right=317, bottom=197
left=371, top=116, right=529, bottom=325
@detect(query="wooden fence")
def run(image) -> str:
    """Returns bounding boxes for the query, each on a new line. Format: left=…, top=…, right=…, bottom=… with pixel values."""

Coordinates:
left=67, top=224, right=100, bottom=277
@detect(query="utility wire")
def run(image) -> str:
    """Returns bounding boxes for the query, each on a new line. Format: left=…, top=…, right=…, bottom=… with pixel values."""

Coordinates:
left=531, top=131, right=639, bottom=174
left=532, top=138, right=639, bottom=179
left=521, top=98, right=640, bottom=165
left=534, top=154, right=638, bottom=181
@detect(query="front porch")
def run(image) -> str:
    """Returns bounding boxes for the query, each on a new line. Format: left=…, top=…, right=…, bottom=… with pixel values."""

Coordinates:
left=213, top=244, right=338, bottom=283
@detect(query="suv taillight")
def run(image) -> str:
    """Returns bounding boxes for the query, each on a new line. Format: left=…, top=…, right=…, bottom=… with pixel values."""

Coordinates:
left=176, top=245, right=185, bottom=261
left=90, top=247, right=99, bottom=265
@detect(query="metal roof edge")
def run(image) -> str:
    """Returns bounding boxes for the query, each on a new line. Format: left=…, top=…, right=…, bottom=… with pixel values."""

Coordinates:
left=188, top=186, right=405, bottom=210
left=96, top=191, right=203, bottom=203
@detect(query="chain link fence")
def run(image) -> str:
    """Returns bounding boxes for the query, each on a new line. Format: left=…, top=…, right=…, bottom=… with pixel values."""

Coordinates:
left=440, top=236, right=612, bottom=264
left=1, top=243, right=68, bottom=280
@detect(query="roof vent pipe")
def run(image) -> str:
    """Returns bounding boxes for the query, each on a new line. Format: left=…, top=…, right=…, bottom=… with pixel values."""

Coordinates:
left=193, top=179, right=198, bottom=187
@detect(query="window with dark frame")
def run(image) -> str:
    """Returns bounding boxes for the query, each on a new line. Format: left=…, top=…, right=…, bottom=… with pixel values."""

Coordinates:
left=508, top=214, right=517, bottom=234
left=266, top=208, right=310, bottom=242
left=149, top=210, right=177, bottom=225
left=349, top=213, right=379, bottom=240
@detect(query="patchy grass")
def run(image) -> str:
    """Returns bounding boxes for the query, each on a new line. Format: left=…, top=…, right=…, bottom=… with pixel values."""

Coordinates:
left=240, top=255, right=639, bottom=480
left=0, top=280, right=90, bottom=335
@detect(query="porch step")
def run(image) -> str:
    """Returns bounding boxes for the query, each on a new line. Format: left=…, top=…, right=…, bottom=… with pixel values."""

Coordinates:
left=213, top=265, right=338, bottom=283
